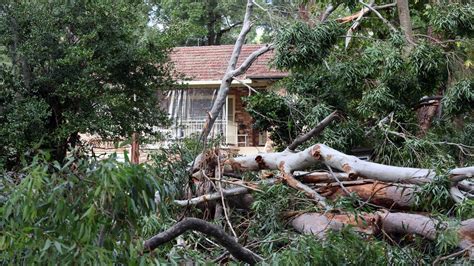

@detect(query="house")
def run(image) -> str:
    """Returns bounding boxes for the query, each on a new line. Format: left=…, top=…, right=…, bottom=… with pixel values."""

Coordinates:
left=161, top=44, right=286, bottom=153
left=83, top=44, right=285, bottom=161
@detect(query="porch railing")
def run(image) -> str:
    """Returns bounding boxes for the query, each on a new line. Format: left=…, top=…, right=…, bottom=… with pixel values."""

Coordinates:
left=155, top=119, right=237, bottom=145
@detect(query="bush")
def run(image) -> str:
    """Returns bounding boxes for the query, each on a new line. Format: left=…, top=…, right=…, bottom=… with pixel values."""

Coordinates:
left=0, top=151, right=169, bottom=264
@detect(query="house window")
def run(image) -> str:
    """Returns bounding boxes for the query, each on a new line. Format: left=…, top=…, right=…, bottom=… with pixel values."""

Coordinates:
left=163, top=88, right=235, bottom=141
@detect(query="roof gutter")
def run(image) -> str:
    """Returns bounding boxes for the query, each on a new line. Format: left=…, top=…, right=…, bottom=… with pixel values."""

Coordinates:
left=178, top=79, right=253, bottom=86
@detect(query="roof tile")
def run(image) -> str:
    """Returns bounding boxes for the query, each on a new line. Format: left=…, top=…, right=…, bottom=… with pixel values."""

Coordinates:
left=170, top=44, right=285, bottom=81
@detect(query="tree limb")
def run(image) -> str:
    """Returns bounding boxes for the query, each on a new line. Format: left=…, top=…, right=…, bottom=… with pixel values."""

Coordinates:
left=200, top=0, right=254, bottom=142
left=292, top=211, right=474, bottom=256
left=225, top=143, right=473, bottom=185
left=232, top=44, right=274, bottom=77
left=200, top=0, right=274, bottom=143
left=360, top=1, right=398, bottom=32
left=144, top=218, right=263, bottom=264
left=337, top=2, right=397, bottom=23
left=174, top=178, right=277, bottom=206
left=287, top=111, right=339, bottom=151
left=320, top=3, right=340, bottom=23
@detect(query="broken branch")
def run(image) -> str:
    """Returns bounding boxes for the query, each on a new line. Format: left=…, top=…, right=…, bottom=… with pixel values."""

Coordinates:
left=174, top=178, right=278, bottom=206
left=287, top=111, right=339, bottom=152
left=144, top=218, right=263, bottom=264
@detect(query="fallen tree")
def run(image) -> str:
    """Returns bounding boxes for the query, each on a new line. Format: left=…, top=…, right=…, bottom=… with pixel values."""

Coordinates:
left=145, top=1, right=474, bottom=264
left=148, top=110, right=473, bottom=263
left=148, top=140, right=473, bottom=263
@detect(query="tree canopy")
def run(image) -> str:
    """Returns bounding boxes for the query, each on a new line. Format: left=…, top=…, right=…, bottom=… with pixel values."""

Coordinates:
left=152, top=0, right=249, bottom=45
left=0, top=1, right=175, bottom=167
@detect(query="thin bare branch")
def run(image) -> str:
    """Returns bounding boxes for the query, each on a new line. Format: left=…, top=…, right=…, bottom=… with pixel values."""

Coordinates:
left=287, top=111, right=339, bottom=151
left=232, top=77, right=259, bottom=95
left=320, top=3, right=341, bottom=23
left=360, top=1, right=398, bottom=32
left=174, top=179, right=277, bottom=206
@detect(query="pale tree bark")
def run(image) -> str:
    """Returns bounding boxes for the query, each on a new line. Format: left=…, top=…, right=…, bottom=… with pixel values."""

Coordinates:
left=291, top=212, right=474, bottom=257
left=199, top=0, right=274, bottom=143
left=226, top=143, right=473, bottom=184
left=223, top=143, right=473, bottom=204
left=320, top=3, right=340, bottom=23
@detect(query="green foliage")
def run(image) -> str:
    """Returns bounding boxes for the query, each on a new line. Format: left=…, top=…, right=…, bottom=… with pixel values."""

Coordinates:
left=427, top=3, right=474, bottom=37
left=268, top=230, right=392, bottom=265
left=415, top=173, right=453, bottom=213
left=0, top=1, right=175, bottom=167
left=246, top=2, right=472, bottom=168
left=357, top=83, right=397, bottom=118
left=250, top=183, right=316, bottom=236
left=152, top=0, right=249, bottom=45
left=0, top=137, right=201, bottom=264
left=0, top=152, right=167, bottom=264
left=443, top=79, right=474, bottom=115
left=273, top=21, right=343, bottom=70
left=409, top=42, right=447, bottom=88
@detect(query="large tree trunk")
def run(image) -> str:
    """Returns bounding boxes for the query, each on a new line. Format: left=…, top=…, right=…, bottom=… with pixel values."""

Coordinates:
left=206, top=0, right=218, bottom=45
left=292, top=212, right=474, bottom=257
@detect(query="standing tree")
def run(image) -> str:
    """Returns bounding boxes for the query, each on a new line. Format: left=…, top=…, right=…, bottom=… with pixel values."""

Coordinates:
left=153, top=0, right=250, bottom=46
left=0, top=1, right=175, bottom=167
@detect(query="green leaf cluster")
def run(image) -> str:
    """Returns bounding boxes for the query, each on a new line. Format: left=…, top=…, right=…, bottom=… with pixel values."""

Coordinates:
left=0, top=1, right=175, bottom=167
left=0, top=136, right=201, bottom=264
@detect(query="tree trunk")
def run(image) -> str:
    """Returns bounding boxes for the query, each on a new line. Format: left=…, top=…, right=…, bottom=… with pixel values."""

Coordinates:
left=199, top=0, right=273, bottom=142
left=131, top=132, right=140, bottom=164
left=396, top=0, right=415, bottom=47
left=206, top=0, right=218, bottom=45
left=291, top=211, right=474, bottom=257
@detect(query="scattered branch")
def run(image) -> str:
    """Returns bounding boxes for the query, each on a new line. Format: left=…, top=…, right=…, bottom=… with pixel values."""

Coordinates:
left=144, top=218, right=263, bottom=264
left=174, top=179, right=277, bottom=206
left=433, top=244, right=474, bottom=265
left=216, top=153, right=238, bottom=238
left=337, top=2, right=396, bottom=23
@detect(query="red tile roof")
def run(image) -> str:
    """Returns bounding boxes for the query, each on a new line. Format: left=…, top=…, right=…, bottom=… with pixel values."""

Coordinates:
left=170, top=44, right=286, bottom=81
